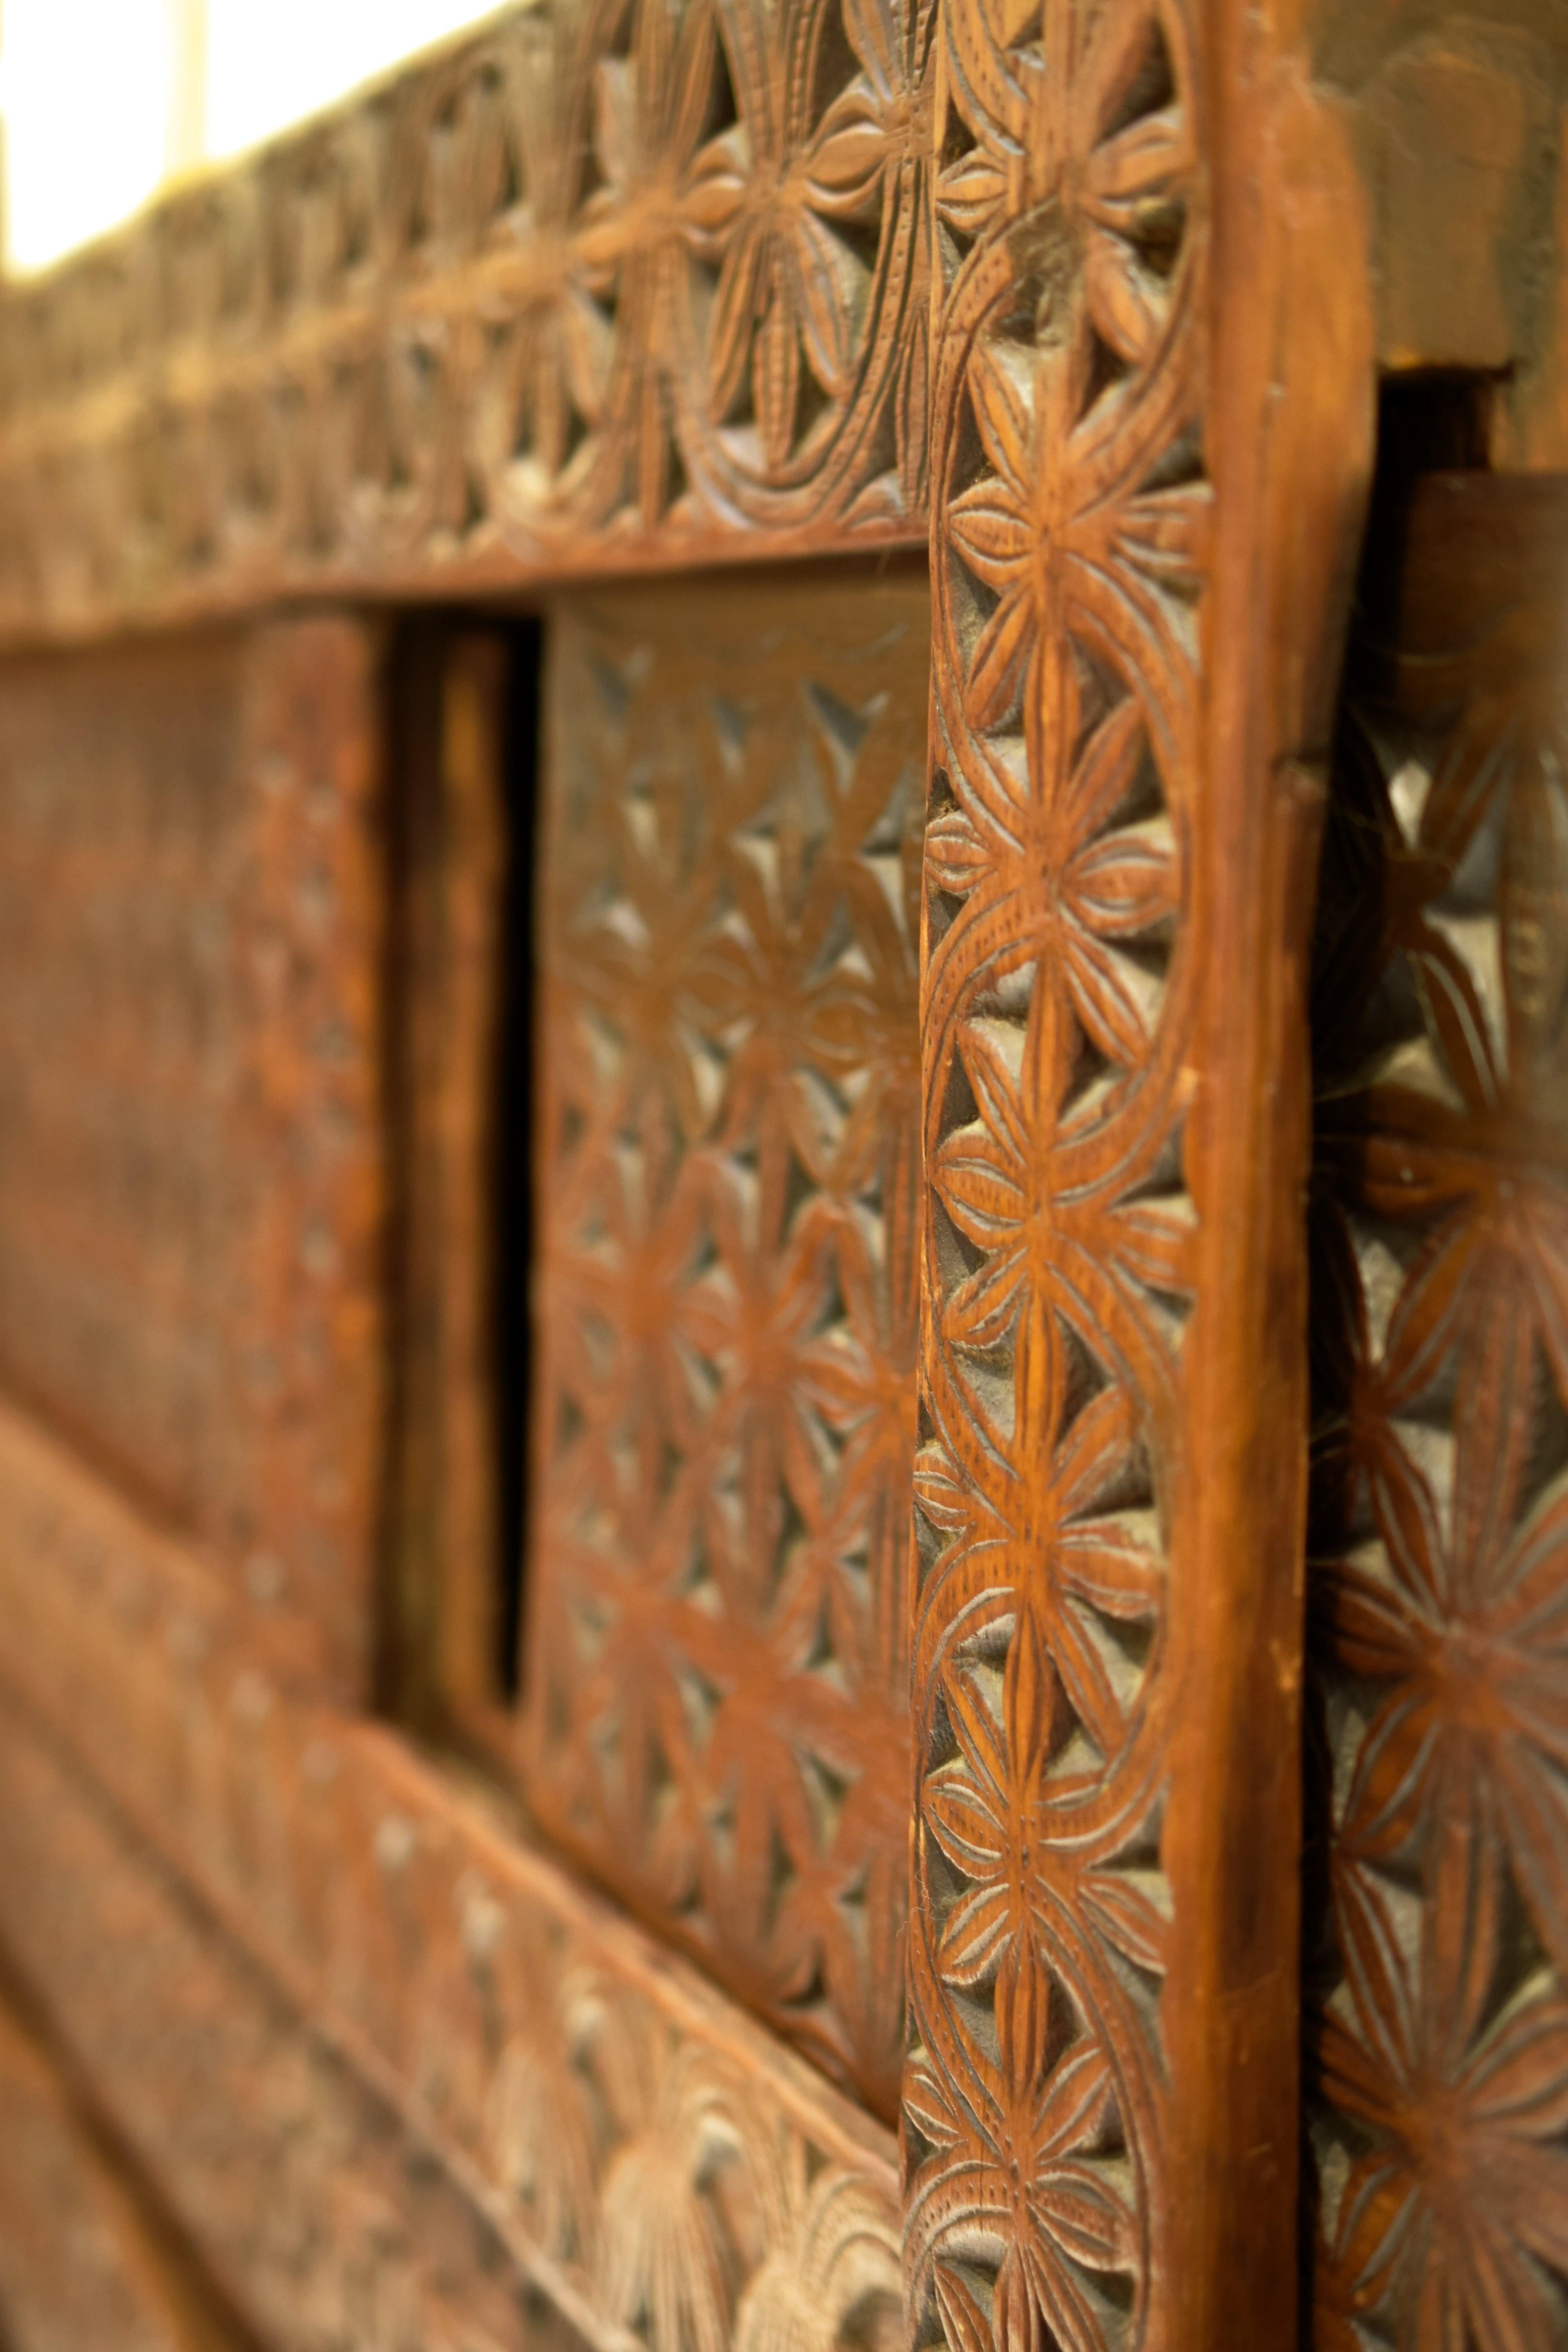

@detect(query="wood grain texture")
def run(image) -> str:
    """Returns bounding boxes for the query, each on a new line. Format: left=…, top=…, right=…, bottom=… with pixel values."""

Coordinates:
left=906, top=3, right=1373, bottom=2345
left=525, top=569, right=927, bottom=2120
left=0, top=1393, right=900, bottom=2352
left=0, top=619, right=385, bottom=1699
left=0, top=1992, right=233, bottom=2352
left=1307, top=477, right=1568, bottom=2348
left=0, top=0, right=931, bottom=646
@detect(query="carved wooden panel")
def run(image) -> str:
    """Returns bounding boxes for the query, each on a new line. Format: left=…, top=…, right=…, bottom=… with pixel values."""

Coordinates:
left=906, top=4, right=1205, bottom=2344
left=0, top=0, right=930, bottom=644
left=0, top=1394, right=900, bottom=2352
left=0, top=621, right=385, bottom=1697
left=906, top=1, right=1379, bottom=2342
left=1307, top=477, right=1568, bottom=2348
left=524, top=568, right=927, bottom=2119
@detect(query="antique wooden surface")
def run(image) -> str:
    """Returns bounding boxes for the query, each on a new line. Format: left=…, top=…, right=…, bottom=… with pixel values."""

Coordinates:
left=0, top=1393, right=900, bottom=2352
left=904, top=2, right=1374, bottom=2345
left=525, top=568, right=927, bottom=2120
left=0, top=1701, right=575, bottom=2352
left=0, top=1, right=1564, bottom=2349
left=0, top=0, right=930, bottom=646
left=0, top=0, right=1563, bottom=657
left=1306, top=477, right=1568, bottom=2347
left=0, top=617, right=385, bottom=1700
left=0, top=1989, right=239, bottom=2352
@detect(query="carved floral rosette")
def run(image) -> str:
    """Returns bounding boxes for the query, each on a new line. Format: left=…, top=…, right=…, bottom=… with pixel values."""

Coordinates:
left=905, top=1, right=1206, bottom=2347
left=0, top=0, right=933, bottom=635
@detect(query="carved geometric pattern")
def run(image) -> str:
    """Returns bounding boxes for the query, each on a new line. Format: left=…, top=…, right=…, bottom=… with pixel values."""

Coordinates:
left=0, top=1397, right=901, bottom=2352
left=0, top=0, right=931, bottom=642
left=1307, top=479, right=1568, bottom=2350
left=525, top=572, right=927, bottom=2120
left=0, top=621, right=384, bottom=1700
left=906, top=2, right=1205, bottom=2345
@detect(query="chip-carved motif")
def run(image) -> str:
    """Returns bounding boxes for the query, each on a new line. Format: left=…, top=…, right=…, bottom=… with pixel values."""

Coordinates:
left=525, top=572, right=927, bottom=2121
left=0, top=0, right=932, bottom=641
left=0, top=1397, right=900, bottom=2352
left=906, top=2, right=1206, bottom=2345
left=1307, top=482, right=1568, bottom=2350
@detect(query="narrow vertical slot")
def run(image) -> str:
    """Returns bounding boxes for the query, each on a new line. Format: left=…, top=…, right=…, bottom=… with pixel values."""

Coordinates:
left=495, top=619, right=541, bottom=1702
left=1301, top=366, right=1497, bottom=2342
left=381, top=612, right=540, bottom=1754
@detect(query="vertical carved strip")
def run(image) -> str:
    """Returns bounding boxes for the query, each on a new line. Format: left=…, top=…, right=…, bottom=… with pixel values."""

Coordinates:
left=1307, top=480, right=1568, bottom=2350
left=909, top=4, right=1374, bottom=2341
left=909, top=5, right=1204, bottom=2340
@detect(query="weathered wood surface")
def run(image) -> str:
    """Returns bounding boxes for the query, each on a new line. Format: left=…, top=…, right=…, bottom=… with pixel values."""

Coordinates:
left=0, top=1394, right=900, bottom=2352
left=525, top=567, right=927, bottom=2120
left=0, top=5, right=1565, bottom=2352
left=0, top=0, right=931, bottom=645
left=0, top=1990, right=236, bottom=2352
left=0, top=0, right=1564, bottom=657
left=902, top=2, right=1377, bottom=2345
left=1306, top=476, right=1568, bottom=2348
left=0, top=617, right=384, bottom=1700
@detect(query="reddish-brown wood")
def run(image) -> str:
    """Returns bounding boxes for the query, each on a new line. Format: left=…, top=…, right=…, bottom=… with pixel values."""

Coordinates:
left=904, top=4, right=1373, bottom=2345
left=0, top=1394, right=900, bottom=2352
left=0, top=619, right=385, bottom=1699
left=0, top=0, right=931, bottom=646
left=0, top=1990, right=239, bottom=2352
left=524, top=567, right=928, bottom=2119
left=1306, top=475, right=1568, bottom=2348
left=0, top=3, right=1564, bottom=2349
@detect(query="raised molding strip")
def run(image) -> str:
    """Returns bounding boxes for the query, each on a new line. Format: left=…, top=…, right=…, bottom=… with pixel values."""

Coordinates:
left=0, top=1398, right=899, bottom=2352
left=0, top=0, right=931, bottom=646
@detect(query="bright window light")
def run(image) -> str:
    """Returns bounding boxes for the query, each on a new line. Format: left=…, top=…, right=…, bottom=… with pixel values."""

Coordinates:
left=1, top=0, right=174, bottom=274
left=1, top=0, right=497, bottom=277
left=204, top=0, right=495, bottom=162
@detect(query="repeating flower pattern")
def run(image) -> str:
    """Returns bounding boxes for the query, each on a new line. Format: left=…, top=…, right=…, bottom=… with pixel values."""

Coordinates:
left=1307, top=494, right=1568, bottom=2348
left=526, top=576, right=929, bottom=2119
left=907, top=1, right=1205, bottom=2347
left=0, top=0, right=934, bottom=635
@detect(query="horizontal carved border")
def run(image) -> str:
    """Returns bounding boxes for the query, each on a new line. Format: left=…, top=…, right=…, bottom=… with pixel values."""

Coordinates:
left=0, top=1398, right=898, bottom=2352
left=0, top=0, right=930, bottom=647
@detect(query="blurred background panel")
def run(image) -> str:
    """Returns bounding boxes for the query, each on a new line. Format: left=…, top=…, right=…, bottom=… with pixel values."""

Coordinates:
left=0, top=0, right=499, bottom=274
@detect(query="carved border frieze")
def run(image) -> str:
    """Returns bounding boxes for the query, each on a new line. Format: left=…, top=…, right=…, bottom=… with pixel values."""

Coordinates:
left=0, top=0, right=931, bottom=644
left=906, top=5, right=1204, bottom=2342
left=0, top=1399, right=899, bottom=2352
left=906, top=5, right=1378, bottom=2343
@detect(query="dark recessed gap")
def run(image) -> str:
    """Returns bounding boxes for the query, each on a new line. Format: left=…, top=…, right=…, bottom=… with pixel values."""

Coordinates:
left=495, top=617, right=543, bottom=1702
